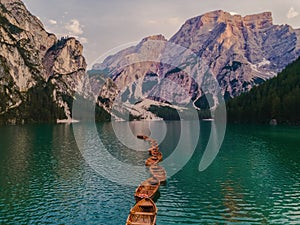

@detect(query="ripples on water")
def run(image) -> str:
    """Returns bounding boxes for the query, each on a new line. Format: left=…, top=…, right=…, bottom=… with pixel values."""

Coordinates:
left=0, top=122, right=299, bottom=224
left=0, top=124, right=135, bottom=224
left=157, top=124, right=300, bottom=224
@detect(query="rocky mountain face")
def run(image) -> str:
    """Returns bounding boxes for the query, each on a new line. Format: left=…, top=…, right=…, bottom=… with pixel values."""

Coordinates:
left=170, top=10, right=300, bottom=97
left=0, top=0, right=86, bottom=124
left=2, top=3, right=300, bottom=123
left=92, top=10, right=300, bottom=119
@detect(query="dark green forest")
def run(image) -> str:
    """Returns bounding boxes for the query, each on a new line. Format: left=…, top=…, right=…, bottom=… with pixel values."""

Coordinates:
left=226, top=57, right=300, bottom=124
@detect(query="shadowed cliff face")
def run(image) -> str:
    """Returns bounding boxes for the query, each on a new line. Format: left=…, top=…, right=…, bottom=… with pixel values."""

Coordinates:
left=0, top=0, right=87, bottom=124
left=91, top=10, right=300, bottom=119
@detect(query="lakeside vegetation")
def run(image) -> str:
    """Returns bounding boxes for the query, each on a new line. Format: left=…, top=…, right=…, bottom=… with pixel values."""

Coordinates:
left=226, top=57, right=300, bottom=124
left=2, top=58, right=300, bottom=125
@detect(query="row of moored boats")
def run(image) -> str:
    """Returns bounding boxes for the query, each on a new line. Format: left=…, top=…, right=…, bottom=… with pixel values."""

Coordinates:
left=126, top=135, right=167, bottom=225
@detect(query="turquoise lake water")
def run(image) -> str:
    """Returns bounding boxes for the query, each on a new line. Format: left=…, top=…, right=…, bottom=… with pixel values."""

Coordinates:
left=0, top=121, right=299, bottom=224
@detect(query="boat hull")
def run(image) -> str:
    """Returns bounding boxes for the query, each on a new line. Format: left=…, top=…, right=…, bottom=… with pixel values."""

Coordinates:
left=126, top=198, right=157, bottom=225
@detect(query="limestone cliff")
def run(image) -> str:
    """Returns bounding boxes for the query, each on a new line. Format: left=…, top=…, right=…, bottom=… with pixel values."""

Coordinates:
left=0, top=0, right=86, bottom=124
left=170, top=10, right=300, bottom=98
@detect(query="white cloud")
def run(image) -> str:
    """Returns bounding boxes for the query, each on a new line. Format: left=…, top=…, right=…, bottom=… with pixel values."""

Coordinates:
left=65, top=19, right=83, bottom=35
left=49, top=19, right=57, bottom=25
left=287, top=7, right=299, bottom=19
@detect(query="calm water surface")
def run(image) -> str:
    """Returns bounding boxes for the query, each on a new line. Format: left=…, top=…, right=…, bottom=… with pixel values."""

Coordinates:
left=0, top=122, right=299, bottom=224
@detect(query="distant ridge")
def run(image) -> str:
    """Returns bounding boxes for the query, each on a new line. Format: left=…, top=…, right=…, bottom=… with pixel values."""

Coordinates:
left=91, top=10, right=300, bottom=120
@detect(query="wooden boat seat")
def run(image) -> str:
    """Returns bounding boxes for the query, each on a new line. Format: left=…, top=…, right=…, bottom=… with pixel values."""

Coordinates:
left=129, top=222, right=152, bottom=225
left=131, top=211, right=156, bottom=215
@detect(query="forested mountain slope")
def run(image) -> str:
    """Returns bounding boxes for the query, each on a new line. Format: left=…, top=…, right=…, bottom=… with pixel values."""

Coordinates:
left=227, top=57, right=300, bottom=124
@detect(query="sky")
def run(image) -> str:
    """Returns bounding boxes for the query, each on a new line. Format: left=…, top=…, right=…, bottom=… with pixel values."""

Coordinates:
left=22, top=0, right=300, bottom=67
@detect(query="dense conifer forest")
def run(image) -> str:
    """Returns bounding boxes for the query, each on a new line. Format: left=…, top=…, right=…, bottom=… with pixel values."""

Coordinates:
left=226, top=57, right=300, bottom=124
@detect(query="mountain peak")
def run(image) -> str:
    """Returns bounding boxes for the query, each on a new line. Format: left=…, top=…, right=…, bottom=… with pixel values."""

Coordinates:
left=192, top=10, right=273, bottom=28
left=93, top=8, right=300, bottom=112
left=200, top=10, right=233, bottom=23
left=141, top=34, right=167, bottom=42
left=244, top=11, right=272, bottom=21
left=243, top=11, right=273, bottom=28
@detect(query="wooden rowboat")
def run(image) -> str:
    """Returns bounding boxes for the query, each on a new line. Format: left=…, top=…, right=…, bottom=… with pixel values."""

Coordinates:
left=150, top=143, right=158, bottom=148
left=150, top=151, right=162, bottom=160
left=148, top=146, right=159, bottom=151
left=150, top=164, right=167, bottom=184
left=126, top=198, right=157, bottom=225
left=145, top=156, right=161, bottom=166
left=148, top=146, right=159, bottom=152
left=134, top=177, right=160, bottom=202
left=148, top=139, right=158, bottom=145
left=149, top=149, right=159, bottom=156
left=137, top=134, right=149, bottom=140
left=141, top=176, right=160, bottom=186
